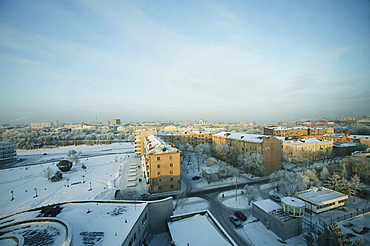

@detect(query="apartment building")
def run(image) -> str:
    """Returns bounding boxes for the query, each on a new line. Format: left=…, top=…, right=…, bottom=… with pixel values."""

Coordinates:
left=157, top=131, right=213, bottom=147
left=264, top=126, right=334, bottom=138
left=212, top=132, right=282, bottom=176
left=0, top=142, right=17, bottom=165
left=281, top=138, right=334, bottom=158
left=29, top=122, right=52, bottom=128
left=142, top=135, right=181, bottom=193
left=135, top=129, right=158, bottom=156
left=323, top=133, right=350, bottom=143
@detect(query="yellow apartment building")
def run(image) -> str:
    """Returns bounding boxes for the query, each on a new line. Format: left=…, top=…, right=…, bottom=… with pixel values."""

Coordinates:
left=282, top=138, right=333, bottom=159
left=135, top=129, right=158, bottom=156
left=142, top=135, right=181, bottom=193
left=157, top=131, right=213, bottom=147
left=29, top=122, right=52, bottom=128
left=212, top=132, right=282, bottom=176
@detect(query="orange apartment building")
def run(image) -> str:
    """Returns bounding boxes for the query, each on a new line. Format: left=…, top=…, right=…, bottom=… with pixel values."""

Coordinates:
left=212, top=132, right=282, bottom=176
left=142, top=135, right=181, bottom=193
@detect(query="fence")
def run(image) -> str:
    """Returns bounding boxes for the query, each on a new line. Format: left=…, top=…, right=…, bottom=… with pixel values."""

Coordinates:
left=318, top=207, right=370, bottom=227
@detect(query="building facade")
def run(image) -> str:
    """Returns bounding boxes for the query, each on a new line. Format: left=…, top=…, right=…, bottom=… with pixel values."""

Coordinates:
left=264, top=126, right=334, bottom=138
left=0, top=142, right=17, bottom=165
left=29, top=122, right=52, bottom=128
left=157, top=131, right=213, bottom=147
left=212, top=132, right=282, bottom=176
left=142, top=135, right=181, bottom=193
left=281, top=138, right=334, bottom=160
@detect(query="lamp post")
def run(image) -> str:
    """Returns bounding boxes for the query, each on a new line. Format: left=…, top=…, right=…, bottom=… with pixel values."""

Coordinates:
left=235, top=179, right=238, bottom=201
left=82, top=175, right=85, bottom=183
left=88, top=182, right=92, bottom=191
left=66, top=178, right=70, bottom=187
left=10, top=190, right=14, bottom=201
left=34, top=188, right=38, bottom=198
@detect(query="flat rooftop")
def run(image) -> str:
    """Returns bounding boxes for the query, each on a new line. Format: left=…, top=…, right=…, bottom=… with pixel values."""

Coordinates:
left=168, top=212, right=235, bottom=246
left=0, top=201, right=147, bottom=246
left=213, top=132, right=272, bottom=144
left=296, top=187, right=348, bottom=204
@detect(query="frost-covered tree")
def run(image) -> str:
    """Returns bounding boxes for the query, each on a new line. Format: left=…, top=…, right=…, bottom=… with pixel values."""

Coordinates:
left=350, top=174, right=362, bottom=201
left=244, top=185, right=258, bottom=205
left=239, top=153, right=264, bottom=176
left=270, top=170, right=305, bottom=197
left=325, top=173, right=351, bottom=195
left=301, top=169, right=321, bottom=188
left=320, top=166, right=329, bottom=180
left=44, top=166, right=53, bottom=180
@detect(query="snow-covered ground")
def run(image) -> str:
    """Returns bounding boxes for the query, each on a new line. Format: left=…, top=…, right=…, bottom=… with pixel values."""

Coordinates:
left=0, top=143, right=141, bottom=216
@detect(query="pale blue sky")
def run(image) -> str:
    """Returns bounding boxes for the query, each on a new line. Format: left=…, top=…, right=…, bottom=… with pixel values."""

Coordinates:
left=0, top=0, right=369, bottom=124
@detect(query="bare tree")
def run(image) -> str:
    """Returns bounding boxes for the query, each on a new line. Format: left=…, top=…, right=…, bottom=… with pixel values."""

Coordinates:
left=244, top=185, right=258, bottom=205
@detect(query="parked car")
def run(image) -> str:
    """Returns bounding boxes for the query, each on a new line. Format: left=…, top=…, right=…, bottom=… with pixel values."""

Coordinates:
left=192, top=176, right=202, bottom=180
left=137, top=193, right=151, bottom=201
left=352, top=226, right=369, bottom=234
left=270, top=194, right=281, bottom=202
left=234, top=211, right=247, bottom=221
left=229, top=215, right=243, bottom=228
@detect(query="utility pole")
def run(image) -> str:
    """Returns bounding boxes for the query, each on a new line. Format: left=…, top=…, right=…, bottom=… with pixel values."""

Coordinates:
left=235, top=179, right=238, bottom=201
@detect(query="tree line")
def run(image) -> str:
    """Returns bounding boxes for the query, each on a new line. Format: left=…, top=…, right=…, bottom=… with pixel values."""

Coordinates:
left=0, top=128, right=135, bottom=149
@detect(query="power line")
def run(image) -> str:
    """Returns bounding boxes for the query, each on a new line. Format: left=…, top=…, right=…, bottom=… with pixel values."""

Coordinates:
left=0, top=6, right=110, bottom=99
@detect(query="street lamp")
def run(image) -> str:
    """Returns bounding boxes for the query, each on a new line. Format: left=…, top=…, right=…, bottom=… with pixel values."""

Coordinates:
left=88, top=182, right=92, bottom=191
left=66, top=178, right=70, bottom=187
left=10, top=190, right=14, bottom=201
left=235, top=179, right=238, bottom=201
left=34, top=188, right=38, bottom=198
left=82, top=175, right=85, bottom=183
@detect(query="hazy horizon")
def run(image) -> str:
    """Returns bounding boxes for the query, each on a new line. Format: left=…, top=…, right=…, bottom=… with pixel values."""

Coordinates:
left=1, top=0, right=369, bottom=125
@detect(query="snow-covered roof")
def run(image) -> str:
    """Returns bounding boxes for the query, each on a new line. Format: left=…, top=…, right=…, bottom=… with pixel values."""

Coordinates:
left=265, top=126, right=308, bottom=130
left=347, top=135, right=370, bottom=140
left=143, top=135, right=179, bottom=155
left=323, top=133, right=346, bottom=137
left=281, top=197, right=305, bottom=208
left=0, top=201, right=147, bottom=246
left=333, top=142, right=359, bottom=148
left=168, top=213, right=234, bottom=246
left=202, top=166, right=220, bottom=174
left=296, top=187, right=348, bottom=205
left=213, top=132, right=271, bottom=143
left=253, top=199, right=281, bottom=213
left=282, top=138, right=333, bottom=145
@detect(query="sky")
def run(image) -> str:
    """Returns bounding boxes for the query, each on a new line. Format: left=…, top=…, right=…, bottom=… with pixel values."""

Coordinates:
left=0, top=0, right=369, bottom=125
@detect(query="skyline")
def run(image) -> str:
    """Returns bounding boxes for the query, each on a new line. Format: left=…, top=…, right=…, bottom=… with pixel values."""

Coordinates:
left=0, top=0, right=369, bottom=125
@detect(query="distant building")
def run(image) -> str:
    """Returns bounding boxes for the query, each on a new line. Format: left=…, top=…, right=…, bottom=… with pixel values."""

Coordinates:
left=212, top=132, right=282, bottom=176
left=0, top=142, right=17, bottom=165
left=157, top=131, right=213, bottom=148
left=142, top=135, right=181, bottom=193
left=29, top=122, right=52, bottom=128
left=113, top=119, right=121, bottom=125
left=323, top=133, right=350, bottom=143
left=252, top=199, right=303, bottom=240
left=296, top=187, right=348, bottom=213
left=357, top=118, right=370, bottom=126
left=348, top=135, right=370, bottom=146
left=264, top=126, right=334, bottom=138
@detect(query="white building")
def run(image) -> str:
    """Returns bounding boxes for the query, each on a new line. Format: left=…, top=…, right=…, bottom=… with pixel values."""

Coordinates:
left=0, top=142, right=17, bottom=165
left=296, top=187, right=348, bottom=213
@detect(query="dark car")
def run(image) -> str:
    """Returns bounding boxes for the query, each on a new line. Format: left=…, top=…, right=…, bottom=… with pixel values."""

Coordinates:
left=192, top=176, right=202, bottom=180
left=234, top=211, right=247, bottom=221
left=270, top=194, right=281, bottom=202
left=229, top=215, right=243, bottom=227
left=137, top=193, right=151, bottom=201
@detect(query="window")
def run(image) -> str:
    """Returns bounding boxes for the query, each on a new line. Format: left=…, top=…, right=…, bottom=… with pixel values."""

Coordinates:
left=157, top=164, right=161, bottom=168
left=157, top=157, right=160, bottom=161
left=170, top=177, right=174, bottom=182
left=170, top=170, right=173, bottom=174
left=170, top=156, right=173, bottom=160
left=158, top=186, right=162, bottom=191
left=170, top=163, right=173, bottom=167
left=157, top=172, right=161, bottom=176
left=170, top=185, right=174, bottom=189
left=158, top=178, right=162, bottom=183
